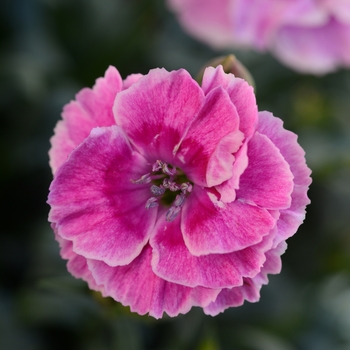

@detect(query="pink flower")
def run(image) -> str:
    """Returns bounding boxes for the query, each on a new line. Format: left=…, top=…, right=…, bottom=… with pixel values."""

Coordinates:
left=48, top=65, right=311, bottom=318
left=168, top=0, right=350, bottom=74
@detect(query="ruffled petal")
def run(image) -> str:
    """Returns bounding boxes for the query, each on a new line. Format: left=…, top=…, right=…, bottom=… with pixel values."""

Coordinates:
left=204, top=240, right=286, bottom=316
left=122, top=73, right=143, bottom=89
left=87, top=245, right=220, bottom=319
left=114, top=68, right=204, bottom=163
left=176, top=86, right=243, bottom=186
left=201, top=65, right=258, bottom=139
left=48, top=126, right=157, bottom=266
left=257, top=111, right=311, bottom=245
left=181, top=186, right=276, bottom=256
left=49, top=66, right=123, bottom=173
left=151, top=210, right=275, bottom=289
left=236, top=131, right=294, bottom=210
left=54, top=231, right=105, bottom=294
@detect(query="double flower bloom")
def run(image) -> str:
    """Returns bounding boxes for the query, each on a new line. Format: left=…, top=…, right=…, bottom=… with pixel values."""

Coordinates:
left=48, top=65, right=311, bottom=318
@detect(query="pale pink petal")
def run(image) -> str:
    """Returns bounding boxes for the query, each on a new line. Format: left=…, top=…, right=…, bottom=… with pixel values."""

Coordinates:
left=329, top=0, right=350, bottom=23
left=49, top=66, right=123, bottom=173
left=229, top=0, right=323, bottom=48
left=236, top=131, right=294, bottom=210
left=201, top=65, right=258, bottom=140
left=176, top=86, right=243, bottom=186
left=114, top=68, right=204, bottom=163
left=215, top=141, right=248, bottom=202
left=48, top=126, right=157, bottom=266
left=273, top=18, right=350, bottom=74
left=151, top=211, right=275, bottom=289
left=181, top=186, right=276, bottom=256
left=168, top=0, right=235, bottom=48
left=88, top=245, right=220, bottom=319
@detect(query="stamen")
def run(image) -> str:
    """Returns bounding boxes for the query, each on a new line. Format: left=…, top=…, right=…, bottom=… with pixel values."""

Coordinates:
left=162, top=163, right=177, bottom=176
left=166, top=206, right=181, bottom=222
left=133, top=160, right=193, bottom=219
left=174, top=192, right=186, bottom=207
left=131, top=173, right=151, bottom=184
left=152, top=160, right=163, bottom=172
left=145, top=197, right=159, bottom=209
left=169, top=182, right=180, bottom=192
left=150, top=185, right=166, bottom=196
left=180, top=182, right=193, bottom=193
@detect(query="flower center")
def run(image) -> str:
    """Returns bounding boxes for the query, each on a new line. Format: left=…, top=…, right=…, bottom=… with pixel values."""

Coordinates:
left=131, top=160, right=193, bottom=222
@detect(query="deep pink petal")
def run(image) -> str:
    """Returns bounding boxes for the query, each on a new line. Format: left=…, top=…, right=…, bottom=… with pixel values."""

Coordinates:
left=88, top=245, right=220, bottom=318
left=49, top=66, right=123, bottom=173
left=201, top=65, right=258, bottom=139
left=114, top=68, right=204, bottom=163
left=48, top=126, right=157, bottom=266
left=181, top=186, right=276, bottom=256
left=176, top=86, right=243, bottom=186
left=151, top=211, right=275, bottom=289
left=236, top=131, right=294, bottom=210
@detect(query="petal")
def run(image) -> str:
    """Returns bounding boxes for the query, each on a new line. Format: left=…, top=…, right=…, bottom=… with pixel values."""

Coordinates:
left=48, top=126, right=157, bottom=266
left=168, top=0, right=236, bottom=48
left=49, top=66, right=123, bottom=173
left=87, top=245, right=220, bottom=319
left=151, top=211, right=275, bottom=289
left=257, top=111, right=311, bottom=189
left=122, top=73, right=143, bottom=89
left=257, top=111, right=311, bottom=244
left=201, top=65, right=258, bottom=139
left=54, top=232, right=105, bottom=294
left=204, top=240, right=287, bottom=316
left=272, top=18, right=350, bottom=74
left=215, top=140, right=249, bottom=202
left=114, top=68, right=204, bottom=163
left=236, top=131, right=294, bottom=210
left=176, top=86, right=244, bottom=186
left=182, top=186, right=276, bottom=256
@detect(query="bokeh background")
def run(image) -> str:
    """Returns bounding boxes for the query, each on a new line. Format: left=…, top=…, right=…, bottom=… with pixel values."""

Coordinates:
left=1, top=0, right=350, bottom=349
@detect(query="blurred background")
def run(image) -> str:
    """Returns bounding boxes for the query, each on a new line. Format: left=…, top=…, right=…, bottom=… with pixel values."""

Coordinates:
left=1, top=0, right=350, bottom=349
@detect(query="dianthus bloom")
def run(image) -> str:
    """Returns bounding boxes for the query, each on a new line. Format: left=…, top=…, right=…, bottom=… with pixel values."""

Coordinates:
left=168, top=0, right=350, bottom=74
left=48, top=65, right=311, bottom=318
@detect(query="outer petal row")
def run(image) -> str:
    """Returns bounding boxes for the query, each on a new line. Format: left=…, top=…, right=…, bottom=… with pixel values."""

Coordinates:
left=49, top=66, right=123, bottom=173
left=257, top=111, right=312, bottom=246
left=88, top=245, right=220, bottom=319
left=204, top=240, right=287, bottom=316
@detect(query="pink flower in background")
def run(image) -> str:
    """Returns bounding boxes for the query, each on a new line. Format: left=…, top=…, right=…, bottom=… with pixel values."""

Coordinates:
left=48, top=65, right=311, bottom=318
left=168, top=0, right=350, bottom=74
